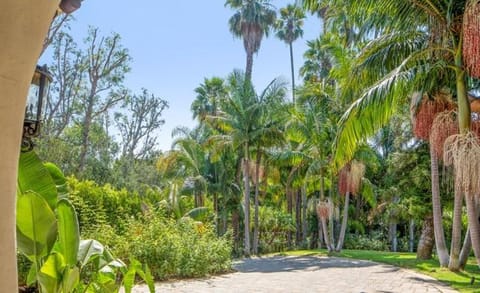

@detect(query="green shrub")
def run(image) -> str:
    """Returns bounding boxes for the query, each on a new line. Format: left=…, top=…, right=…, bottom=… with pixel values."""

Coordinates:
left=125, top=214, right=232, bottom=280
left=258, top=206, right=295, bottom=254
left=344, top=232, right=388, bottom=251
left=68, top=177, right=162, bottom=235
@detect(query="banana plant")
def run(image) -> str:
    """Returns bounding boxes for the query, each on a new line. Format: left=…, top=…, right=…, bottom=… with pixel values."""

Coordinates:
left=17, top=151, right=154, bottom=292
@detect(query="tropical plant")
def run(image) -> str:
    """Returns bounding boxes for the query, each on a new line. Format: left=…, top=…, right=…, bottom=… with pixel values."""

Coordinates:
left=275, top=4, right=305, bottom=103
left=209, top=70, right=287, bottom=255
left=315, top=0, right=480, bottom=269
left=16, top=151, right=154, bottom=292
left=192, top=77, right=228, bottom=122
left=225, top=0, right=277, bottom=82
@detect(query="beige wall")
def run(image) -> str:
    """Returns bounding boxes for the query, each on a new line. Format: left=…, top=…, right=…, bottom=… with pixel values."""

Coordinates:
left=0, top=0, right=59, bottom=290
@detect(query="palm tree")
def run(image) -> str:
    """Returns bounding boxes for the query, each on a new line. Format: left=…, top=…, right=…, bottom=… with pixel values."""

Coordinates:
left=210, top=70, right=286, bottom=256
left=275, top=4, right=305, bottom=103
left=191, top=77, right=228, bottom=122
left=323, top=1, right=475, bottom=268
left=158, top=127, right=208, bottom=208
left=251, top=79, right=287, bottom=254
left=225, top=0, right=276, bottom=82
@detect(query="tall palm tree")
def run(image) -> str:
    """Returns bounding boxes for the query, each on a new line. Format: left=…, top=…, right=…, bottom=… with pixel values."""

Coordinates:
left=251, top=78, right=288, bottom=254
left=210, top=70, right=286, bottom=256
left=275, top=4, right=305, bottom=103
left=326, top=1, right=474, bottom=268
left=225, top=0, right=277, bottom=82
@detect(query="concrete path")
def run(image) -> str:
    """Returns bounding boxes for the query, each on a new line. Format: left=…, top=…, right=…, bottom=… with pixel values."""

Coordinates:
left=131, top=255, right=458, bottom=293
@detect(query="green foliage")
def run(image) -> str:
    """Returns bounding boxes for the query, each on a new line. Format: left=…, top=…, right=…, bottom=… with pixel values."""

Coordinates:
left=67, top=178, right=161, bottom=234
left=123, top=214, right=232, bottom=280
left=16, top=153, right=154, bottom=292
left=344, top=232, right=388, bottom=251
left=258, top=206, right=295, bottom=253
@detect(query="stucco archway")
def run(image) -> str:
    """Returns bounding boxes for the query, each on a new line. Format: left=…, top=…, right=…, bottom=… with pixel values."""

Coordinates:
left=0, top=1, right=59, bottom=290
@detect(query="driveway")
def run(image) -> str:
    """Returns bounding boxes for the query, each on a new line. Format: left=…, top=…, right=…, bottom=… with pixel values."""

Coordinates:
left=130, top=255, right=458, bottom=292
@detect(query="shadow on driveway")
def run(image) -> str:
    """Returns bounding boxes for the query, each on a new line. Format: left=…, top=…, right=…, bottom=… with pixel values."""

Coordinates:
left=233, top=255, right=376, bottom=273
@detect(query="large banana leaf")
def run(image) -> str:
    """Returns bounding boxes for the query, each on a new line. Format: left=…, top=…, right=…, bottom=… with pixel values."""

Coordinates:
left=18, top=151, right=57, bottom=209
left=44, top=162, right=68, bottom=199
left=37, top=252, right=80, bottom=293
left=16, top=191, right=57, bottom=261
left=77, top=239, right=104, bottom=268
left=57, top=199, right=80, bottom=267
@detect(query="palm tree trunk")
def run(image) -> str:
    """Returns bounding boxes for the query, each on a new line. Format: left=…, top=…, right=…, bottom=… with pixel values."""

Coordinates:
left=317, top=218, right=323, bottom=249
left=289, top=42, right=296, bottom=103
left=417, top=215, right=434, bottom=260
left=286, top=167, right=296, bottom=249
left=302, top=185, right=307, bottom=245
left=336, top=191, right=350, bottom=252
left=253, top=152, right=261, bottom=255
left=465, top=194, right=480, bottom=268
left=232, top=209, right=240, bottom=255
left=409, top=218, right=415, bottom=253
left=449, top=184, right=464, bottom=271
left=321, top=217, right=333, bottom=252
left=245, top=50, right=254, bottom=83
left=429, top=144, right=450, bottom=266
left=295, top=189, right=302, bottom=246
left=390, top=221, right=398, bottom=252
left=459, top=226, right=472, bottom=270
left=243, top=146, right=251, bottom=256
left=328, top=174, right=336, bottom=249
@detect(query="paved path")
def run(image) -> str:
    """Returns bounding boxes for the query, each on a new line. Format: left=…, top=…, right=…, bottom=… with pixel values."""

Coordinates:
left=131, top=255, right=458, bottom=293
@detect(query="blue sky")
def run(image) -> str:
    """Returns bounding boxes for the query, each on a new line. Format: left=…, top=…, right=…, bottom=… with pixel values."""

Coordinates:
left=45, top=1, right=321, bottom=151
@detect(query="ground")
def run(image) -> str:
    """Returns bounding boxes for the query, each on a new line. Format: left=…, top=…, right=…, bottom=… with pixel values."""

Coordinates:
left=129, top=255, right=458, bottom=292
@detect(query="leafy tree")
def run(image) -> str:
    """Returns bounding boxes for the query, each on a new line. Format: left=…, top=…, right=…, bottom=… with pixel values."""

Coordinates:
left=225, top=0, right=276, bottom=82
left=115, top=88, right=168, bottom=159
left=42, top=31, right=83, bottom=139
left=77, top=27, right=131, bottom=176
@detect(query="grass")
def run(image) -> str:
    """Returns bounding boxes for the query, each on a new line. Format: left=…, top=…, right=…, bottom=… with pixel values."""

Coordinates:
left=278, top=249, right=480, bottom=293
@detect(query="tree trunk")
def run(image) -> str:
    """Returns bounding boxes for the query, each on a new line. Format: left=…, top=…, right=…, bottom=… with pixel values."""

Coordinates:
left=417, top=215, right=434, bottom=260
left=243, top=146, right=251, bottom=256
left=295, top=189, right=302, bottom=246
left=336, top=191, right=350, bottom=252
left=0, top=1, right=59, bottom=290
left=286, top=168, right=296, bottom=249
left=302, top=185, right=308, bottom=246
left=459, top=226, right=472, bottom=270
left=449, top=184, right=464, bottom=271
left=245, top=50, right=254, bottom=83
left=253, top=152, right=261, bottom=255
left=321, top=217, right=333, bottom=252
left=409, top=219, right=415, bottom=253
left=465, top=194, right=480, bottom=268
left=232, top=209, right=240, bottom=256
left=214, top=193, right=218, bottom=235
left=78, top=90, right=95, bottom=176
left=429, top=144, right=449, bottom=266
left=289, top=42, right=296, bottom=104
left=390, top=221, right=398, bottom=252
left=328, top=174, right=336, bottom=249
left=317, top=217, right=323, bottom=249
